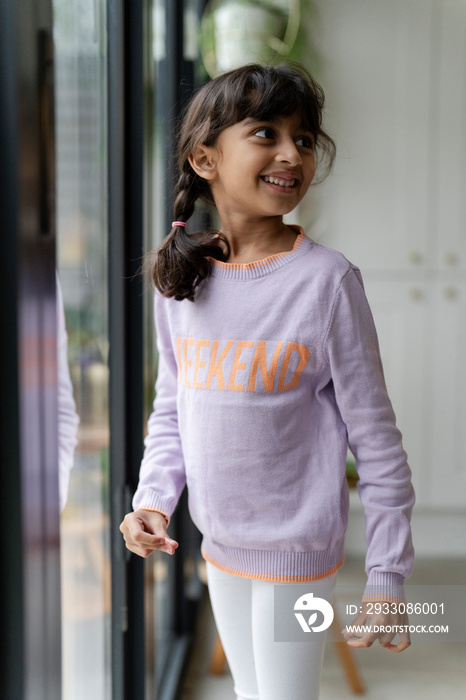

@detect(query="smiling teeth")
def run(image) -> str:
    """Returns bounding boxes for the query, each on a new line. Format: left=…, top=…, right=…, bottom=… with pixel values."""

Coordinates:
left=263, top=176, right=296, bottom=187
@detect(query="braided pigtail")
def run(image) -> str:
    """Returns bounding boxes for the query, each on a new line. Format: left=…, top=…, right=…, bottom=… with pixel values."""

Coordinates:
left=149, top=167, right=230, bottom=301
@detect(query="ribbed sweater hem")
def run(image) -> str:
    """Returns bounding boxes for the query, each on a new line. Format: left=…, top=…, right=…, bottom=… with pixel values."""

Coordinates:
left=201, top=537, right=345, bottom=582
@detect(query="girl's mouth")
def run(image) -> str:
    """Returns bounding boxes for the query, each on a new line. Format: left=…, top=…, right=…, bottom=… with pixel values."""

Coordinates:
left=260, top=175, right=299, bottom=192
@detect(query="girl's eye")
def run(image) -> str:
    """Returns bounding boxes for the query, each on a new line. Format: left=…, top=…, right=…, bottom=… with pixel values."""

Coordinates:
left=254, top=127, right=275, bottom=140
left=296, top=135, right=315, bottom=149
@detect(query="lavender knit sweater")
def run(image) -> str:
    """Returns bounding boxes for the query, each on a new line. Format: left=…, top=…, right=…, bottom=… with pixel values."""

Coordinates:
left=133, top=229, right=415, bottom=600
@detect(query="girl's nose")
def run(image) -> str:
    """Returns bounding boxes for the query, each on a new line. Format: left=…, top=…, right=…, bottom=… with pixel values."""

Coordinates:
left=276, top=140, right=302, bottom=167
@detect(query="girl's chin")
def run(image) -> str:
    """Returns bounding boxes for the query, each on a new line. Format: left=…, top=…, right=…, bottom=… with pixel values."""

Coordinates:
left=264, top=202, right=299, bottom=216
left=260, top=191, right=303, bottom=213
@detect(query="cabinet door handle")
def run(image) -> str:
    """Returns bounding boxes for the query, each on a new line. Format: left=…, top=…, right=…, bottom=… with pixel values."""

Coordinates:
left=410, top=287, right=423, bottom=300
left=444, top=286, right=458, bottom=300
left=445, top=252, right=459, bottom=266
left=409, top=251, right=423, bottom=265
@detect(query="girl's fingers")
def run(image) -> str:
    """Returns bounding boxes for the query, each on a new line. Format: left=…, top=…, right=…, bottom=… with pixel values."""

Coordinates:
left=346, top=631, right=376, bottom=648
left=341, top=607, right=412, bottom=653
left=377, top=631, right=395, bottom=647
left=123, top=535, right=177, bottom=557
left=341, top=611, right=371, bottom=640
left=122, top=513, right=167, bottom=543
left=379, top=630, right=411, bottom=653
left=120, top=511, right=179, bottom=557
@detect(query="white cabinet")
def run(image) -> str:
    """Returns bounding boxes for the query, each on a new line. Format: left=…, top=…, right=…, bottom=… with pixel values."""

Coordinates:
left=311, top=0, right=435, bottom=271
left=429, top=279, right=466, bottom=507
left=363, top=277, right=466, bottom=509
left=361, top=276, right=431, bottom=505
left=306, top=0, right=466, bottom=526
left=434, top=0, right=466, bottom=271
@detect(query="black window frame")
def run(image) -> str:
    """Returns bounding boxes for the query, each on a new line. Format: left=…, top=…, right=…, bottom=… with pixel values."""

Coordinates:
left=108, top=2, right=209, bottom=699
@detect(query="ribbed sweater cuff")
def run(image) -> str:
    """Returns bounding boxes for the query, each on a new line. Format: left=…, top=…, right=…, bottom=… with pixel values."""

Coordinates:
left=363, top=571, right=406, bottom=603
left=132, top=490, right=174, bottom=526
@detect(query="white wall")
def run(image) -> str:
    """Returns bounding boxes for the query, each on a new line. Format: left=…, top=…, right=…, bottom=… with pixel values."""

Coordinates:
left=300, top=0, right=466, bottom=557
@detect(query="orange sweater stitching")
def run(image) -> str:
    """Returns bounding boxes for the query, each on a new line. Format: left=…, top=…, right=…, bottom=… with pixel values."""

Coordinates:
left=212, top=231, right=305, bottom=270
left=201, top=546, right=345, bottom=583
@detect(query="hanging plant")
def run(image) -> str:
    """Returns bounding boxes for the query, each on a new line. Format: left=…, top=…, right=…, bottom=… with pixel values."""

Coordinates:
left=200, top=0, right=318, bottom=78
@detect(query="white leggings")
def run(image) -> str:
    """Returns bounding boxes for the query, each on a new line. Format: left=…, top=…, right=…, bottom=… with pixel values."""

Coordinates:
left=206, top=562, right=337, bottom=700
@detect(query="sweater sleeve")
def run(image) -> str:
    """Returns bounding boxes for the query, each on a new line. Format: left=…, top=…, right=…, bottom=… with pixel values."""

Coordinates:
left=132, top=292, right=187, bottom=523
left=324, top=266, right=415, bottom=602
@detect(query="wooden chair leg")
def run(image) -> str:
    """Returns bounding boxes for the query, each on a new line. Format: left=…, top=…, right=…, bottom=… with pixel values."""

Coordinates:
left=210, top=633, right=228, bottom=675
left=331, top=607, right=365, bottom=694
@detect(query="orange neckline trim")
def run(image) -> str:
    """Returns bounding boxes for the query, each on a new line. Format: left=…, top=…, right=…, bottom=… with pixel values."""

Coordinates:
left=211, top=227, right=305, bottom=270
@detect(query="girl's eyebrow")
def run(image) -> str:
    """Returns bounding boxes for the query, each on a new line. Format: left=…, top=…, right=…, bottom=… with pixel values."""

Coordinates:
left=243, top=116, right=311, bottom=131
left=242, top=117, right=267, bottom=126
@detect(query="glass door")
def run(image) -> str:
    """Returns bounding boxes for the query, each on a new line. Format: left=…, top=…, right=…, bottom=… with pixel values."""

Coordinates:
left=1, top=2, right=210, bottom=698
left=53, top=1, right=111, bottom=698
left=0, top=1, right=60, bottom=698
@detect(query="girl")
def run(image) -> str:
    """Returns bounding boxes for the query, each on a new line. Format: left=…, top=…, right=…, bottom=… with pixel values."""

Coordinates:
left=120, top=63, right=415, bottom=700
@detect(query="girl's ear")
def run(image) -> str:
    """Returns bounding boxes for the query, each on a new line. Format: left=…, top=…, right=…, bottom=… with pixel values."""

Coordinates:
left=188, top=145, right=218, bottom=181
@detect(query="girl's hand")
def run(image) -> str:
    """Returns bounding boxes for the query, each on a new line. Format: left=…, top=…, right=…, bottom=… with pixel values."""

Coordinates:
left=341, top=601, right=411, bottom=653
left=119, top=509, right=179, bottom=557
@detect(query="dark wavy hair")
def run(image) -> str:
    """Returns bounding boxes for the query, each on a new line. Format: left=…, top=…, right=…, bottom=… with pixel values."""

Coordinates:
left=148, top=62, right=336, bottom=301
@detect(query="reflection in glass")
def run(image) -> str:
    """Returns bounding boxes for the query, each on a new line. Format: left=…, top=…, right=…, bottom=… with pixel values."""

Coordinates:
left=144, top=2, right=172, bottom=692
left=56, top=273, right=80, bottom=513
left=53, top=1, right=111, bottom=698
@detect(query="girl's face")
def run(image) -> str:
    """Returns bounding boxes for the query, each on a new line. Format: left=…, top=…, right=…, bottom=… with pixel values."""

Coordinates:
left=191, top=111, right=316, bottom=222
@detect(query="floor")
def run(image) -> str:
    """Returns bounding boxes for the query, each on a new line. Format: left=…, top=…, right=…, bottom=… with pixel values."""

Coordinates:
left=181, top=557, right=466, bottom=700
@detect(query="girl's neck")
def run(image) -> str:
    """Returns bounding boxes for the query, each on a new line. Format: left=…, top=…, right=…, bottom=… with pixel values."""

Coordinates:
left=219, top=215, right=299, bottom=265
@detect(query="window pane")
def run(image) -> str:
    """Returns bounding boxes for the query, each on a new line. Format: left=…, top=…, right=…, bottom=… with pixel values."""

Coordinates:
left=53, top=1, right=111, bottom=698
